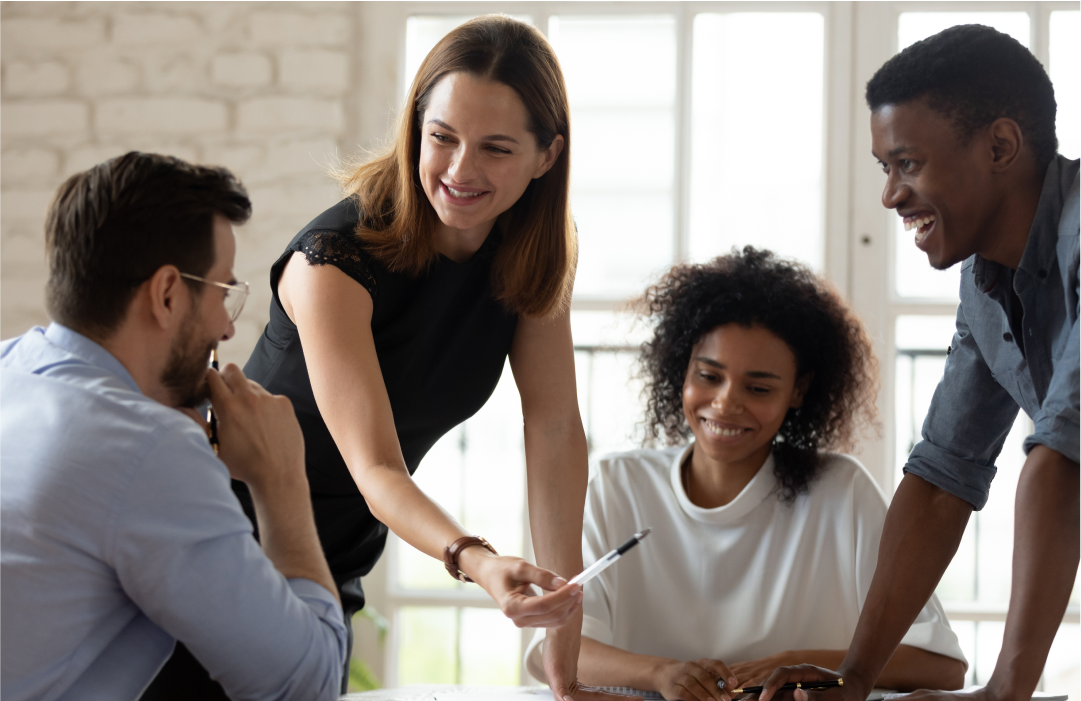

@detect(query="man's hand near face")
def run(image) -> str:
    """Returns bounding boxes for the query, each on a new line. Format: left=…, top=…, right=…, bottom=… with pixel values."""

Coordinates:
left=205, top=363, right=340, bottom=604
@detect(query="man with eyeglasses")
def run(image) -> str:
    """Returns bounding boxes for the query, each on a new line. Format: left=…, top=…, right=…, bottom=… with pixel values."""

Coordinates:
left=0, top=152, right=347, bottom=701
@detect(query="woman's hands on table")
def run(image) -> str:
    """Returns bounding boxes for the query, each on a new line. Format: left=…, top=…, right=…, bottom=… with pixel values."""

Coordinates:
left=651, top=658, right=737, bottom=701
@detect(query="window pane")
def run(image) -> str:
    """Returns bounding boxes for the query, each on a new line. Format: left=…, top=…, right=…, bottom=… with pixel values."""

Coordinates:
left=690, top=13, right=825, bottom=270
left=460, top=362, right=526, bottom=558
left=893, top=315, right=956, bottom=486
left=973, top=620, right=1005, bottom=685
left=951, top=620, right=977, bottom=687
left=550, top=15, right=677, bottom=300
left=1051, top=12, right=1080, bottom=160
left=893, top=12, right=1029, bottom=301
left=459, top=608, right=521, bottom=685
left=894, top=217, right=962, bottom=301
left=575, top=349, right=646, bottom=459
left=397, top=606, right=457, bottom=684
left=398, top=361, right=526, bottom=591
left=1044, top=623, right=1080, bottom=700
left=399, top=426, right=466, bottom=590
left=898, top=12, right=1030, bottom=51
left=571, top=309, right=649, bottom=349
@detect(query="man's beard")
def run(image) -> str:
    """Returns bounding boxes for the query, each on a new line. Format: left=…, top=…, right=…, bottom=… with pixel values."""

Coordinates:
left=161, top=311, right=216, bottom=409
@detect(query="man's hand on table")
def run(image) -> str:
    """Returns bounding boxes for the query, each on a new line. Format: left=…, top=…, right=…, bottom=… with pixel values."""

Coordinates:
left=727, top=652, right=846, bottom=689
left=758, top=664, right=851, bottom=701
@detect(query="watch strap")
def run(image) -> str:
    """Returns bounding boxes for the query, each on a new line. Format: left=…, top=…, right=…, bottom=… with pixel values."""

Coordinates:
left=443, top=535, right=497, bottom=583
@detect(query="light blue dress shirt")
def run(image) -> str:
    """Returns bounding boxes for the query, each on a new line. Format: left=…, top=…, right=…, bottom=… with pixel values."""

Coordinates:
left=906, top=155, right=1080, bottom=509
left=0, top=324, right=347, bottom=701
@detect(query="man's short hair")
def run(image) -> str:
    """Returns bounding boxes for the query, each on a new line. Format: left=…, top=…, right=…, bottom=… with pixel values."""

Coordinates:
left=866, top=24, right=1058, bottom=169
left=45, top=152, right=252, bottom=338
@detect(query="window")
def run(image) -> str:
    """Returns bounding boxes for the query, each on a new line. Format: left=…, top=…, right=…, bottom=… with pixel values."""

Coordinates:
left=690, top=13, right=825, bottom=269
left=356, top=4, right=1079, bottom=693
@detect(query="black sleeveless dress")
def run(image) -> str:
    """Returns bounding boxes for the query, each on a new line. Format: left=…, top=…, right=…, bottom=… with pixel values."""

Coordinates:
left=236, top=197, right=519, bottom=609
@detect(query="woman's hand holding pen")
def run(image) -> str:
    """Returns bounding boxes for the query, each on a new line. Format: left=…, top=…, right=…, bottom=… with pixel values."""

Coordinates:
left=457, top=546, right=584, bottom=628
left=653, top=658, right=738, bottom=701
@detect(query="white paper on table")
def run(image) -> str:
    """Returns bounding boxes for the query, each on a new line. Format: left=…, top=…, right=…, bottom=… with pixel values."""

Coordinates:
left=433, top=687, right=551, bottom=701
left=883, top=687, right=1067, bottom=701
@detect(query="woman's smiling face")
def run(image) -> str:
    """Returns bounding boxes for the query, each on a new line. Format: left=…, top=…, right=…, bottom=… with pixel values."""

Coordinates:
left=418, top=72, right=562, bottom=248
left=683, top=323, right=808, bottom=472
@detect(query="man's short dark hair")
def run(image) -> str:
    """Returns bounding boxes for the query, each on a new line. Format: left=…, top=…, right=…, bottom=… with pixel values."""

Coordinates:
left=45, top=151, right=252, bottom=338
left=866, top=24, right=1058, bottom=169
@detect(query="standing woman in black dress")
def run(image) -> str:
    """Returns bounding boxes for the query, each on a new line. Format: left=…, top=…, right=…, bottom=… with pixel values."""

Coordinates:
left=241, top=15, right=609, bottom=701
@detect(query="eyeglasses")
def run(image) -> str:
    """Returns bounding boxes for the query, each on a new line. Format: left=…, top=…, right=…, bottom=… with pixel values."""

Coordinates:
left=179, top=273, right=249, bottom=322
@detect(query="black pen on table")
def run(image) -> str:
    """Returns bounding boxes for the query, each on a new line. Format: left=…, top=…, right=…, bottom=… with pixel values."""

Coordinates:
left=207, top=349, right=219, bottom=455
left=718, top=679, right=843, bottom=696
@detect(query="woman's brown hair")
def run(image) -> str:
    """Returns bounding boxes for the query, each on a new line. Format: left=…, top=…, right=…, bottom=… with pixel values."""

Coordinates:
left=340, top=15, right=575, bottom=319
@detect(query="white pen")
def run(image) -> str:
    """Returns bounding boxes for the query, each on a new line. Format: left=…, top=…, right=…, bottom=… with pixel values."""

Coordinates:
left=569, top=528, right=652, bottom=586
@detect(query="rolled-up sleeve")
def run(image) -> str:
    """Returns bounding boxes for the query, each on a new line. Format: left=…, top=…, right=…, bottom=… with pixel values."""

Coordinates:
left=904, top=301, right=1020, bottom=510
left=1024, top=288, right=1080, bottom=464
left=110, top=426, right=347, bottom=701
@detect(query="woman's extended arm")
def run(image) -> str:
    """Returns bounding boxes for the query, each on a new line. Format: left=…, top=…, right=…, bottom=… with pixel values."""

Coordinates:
left=508, top=310, right=593, bottom=699
left=580, top=636, right=737, bottom=701
left=581, top=636, right=961, bottom=698
left=278, top=254, right=581, bottom=628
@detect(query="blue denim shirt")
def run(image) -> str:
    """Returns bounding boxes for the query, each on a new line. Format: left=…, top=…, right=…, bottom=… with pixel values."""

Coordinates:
left=0, top=324, right=347, bottom=701
left=905, top=156, right=1080, bottom=510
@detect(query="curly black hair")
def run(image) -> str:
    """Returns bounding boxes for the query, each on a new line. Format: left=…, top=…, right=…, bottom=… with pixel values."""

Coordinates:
left=639, top=247, right=879, bottom=502
left=866, top=24, right=1057, bottom=169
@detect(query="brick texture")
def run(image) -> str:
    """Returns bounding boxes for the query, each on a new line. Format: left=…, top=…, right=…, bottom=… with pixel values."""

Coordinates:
left=0, top=2, right=362, bottom=364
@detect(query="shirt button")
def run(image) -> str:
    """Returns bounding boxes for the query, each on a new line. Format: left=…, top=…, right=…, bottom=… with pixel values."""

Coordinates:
left=1003, top=332, right=1013, bottom=342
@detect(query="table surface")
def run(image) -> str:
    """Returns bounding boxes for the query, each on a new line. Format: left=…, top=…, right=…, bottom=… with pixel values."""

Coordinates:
left=342, top=686, right=549, bottom=701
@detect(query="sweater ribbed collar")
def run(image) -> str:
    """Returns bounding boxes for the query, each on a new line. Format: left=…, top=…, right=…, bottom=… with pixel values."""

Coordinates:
left=669, top=443, right=778, bottom=525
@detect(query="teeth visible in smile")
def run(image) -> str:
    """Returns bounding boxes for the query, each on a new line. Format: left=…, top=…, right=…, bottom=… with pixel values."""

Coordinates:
left=703, top=419, right=745, bottom=437
left=903, top=214, right=936, bottom=232
left=446, top=185, right=482, bottom=198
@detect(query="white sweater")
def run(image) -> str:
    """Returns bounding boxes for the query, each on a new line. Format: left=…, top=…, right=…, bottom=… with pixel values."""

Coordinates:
left=525, top=446, right=965, bottom=681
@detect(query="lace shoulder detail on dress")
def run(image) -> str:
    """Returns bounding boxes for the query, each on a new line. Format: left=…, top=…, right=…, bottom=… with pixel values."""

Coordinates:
left=291, top=228, right=378, bottom=299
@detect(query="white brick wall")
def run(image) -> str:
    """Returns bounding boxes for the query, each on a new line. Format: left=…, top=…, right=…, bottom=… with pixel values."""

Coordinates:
left=0, top=1, right=386, bottom=367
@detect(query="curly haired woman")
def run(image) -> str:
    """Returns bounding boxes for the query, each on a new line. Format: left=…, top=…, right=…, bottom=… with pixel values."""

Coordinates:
left=526, top=247, right=967, bottom=700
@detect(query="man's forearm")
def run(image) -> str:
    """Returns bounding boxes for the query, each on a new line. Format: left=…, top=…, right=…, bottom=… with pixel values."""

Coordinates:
left=250, top=472, right=340, bottom=604
left=987, top=446, right=1079, bottom=699
left=877, top=645, right=966, bottom=691
left=840, top=474, right=971, bottom=691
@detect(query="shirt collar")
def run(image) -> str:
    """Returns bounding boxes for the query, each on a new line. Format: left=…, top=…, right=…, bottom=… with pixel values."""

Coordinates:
left=669, top=443, right=778, bottom=525
left=973, top=155, right=1075, bottom=293
left=44, top=322, right=142, bottom=394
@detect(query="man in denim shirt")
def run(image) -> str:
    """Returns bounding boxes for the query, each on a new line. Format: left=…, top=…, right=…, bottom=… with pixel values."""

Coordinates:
left=764, top=25, right=1078, bottom=701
